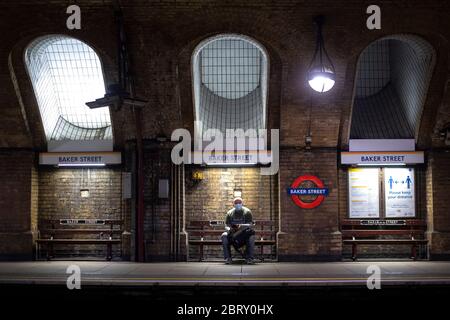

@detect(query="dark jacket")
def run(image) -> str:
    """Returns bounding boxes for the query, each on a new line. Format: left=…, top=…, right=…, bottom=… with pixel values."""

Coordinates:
left=225, top=206, right=253, bottom=228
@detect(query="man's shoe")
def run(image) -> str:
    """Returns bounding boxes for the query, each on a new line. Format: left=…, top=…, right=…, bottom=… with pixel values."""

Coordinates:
left=225, top=258, right=232, bottom=265
left=246, top=258, right=255, bottom=265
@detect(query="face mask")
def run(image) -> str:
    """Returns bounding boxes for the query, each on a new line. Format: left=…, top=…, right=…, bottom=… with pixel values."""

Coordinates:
left=234, top=203, right=243, bottom=211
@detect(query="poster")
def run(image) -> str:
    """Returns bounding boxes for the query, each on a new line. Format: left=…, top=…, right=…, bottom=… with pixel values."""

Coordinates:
left=384, top=168, right=415, bottom=218
left=348, top=168, right=380, bottom=218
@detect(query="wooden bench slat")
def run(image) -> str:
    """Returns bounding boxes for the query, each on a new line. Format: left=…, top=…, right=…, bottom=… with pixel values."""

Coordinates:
left=256, top=240, right=276, bottom=244
left=36, top=239, right=121, bottom=244
left=41, top=219, right=124, bottom=225
left=37, top=219, right=124, bottom=261
left=40, top=229, right=123, bottom=234
left=189, top=239, right=276, bottom=244
left=343, top=239, right=428, bottom=244
left=187, top=230, right=275, bottom=236
left=254, top=220, right=276, bottom=226
left=341, top=219, right=427, bottom=226
left=341, top=219, right=428, bottom=261
left=342, top=230, right=425, bottom=237
left=188, top=220, right=275, bottom=227
left=187, top=219, right=277, bottom=261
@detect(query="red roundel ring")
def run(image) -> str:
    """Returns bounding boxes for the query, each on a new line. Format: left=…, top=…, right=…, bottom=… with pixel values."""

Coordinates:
left=290, top=175, right=325, bottom=209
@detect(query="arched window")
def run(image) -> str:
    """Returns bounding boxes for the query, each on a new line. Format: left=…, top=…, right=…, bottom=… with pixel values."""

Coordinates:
left=350, top=35, right=435, bottom=139
left=192, top=34, right=268, bottom=139
left=25, top=35, right=111, bottom=142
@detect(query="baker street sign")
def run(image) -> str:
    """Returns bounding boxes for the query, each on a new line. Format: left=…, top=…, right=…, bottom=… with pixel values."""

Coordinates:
left=341, top=151, right=424, bottom=165
left=39, top=152, right=121, bottom=166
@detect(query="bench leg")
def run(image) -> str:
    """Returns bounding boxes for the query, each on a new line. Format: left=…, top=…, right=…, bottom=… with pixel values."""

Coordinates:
left=199, top=244, right=204, bottom=262
left=351, top=243, right=357, bottom=261
left=260, top=244, right=264, bottom=262
left=106, top=243, right=112, bottom=261
left=47, top=243, right=54, bottom=261
left=411, top=244, right=417, bottom=260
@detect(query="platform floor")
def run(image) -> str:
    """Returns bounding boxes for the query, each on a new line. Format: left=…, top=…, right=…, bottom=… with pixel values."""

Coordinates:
left=1, top=260, right=450, bottom=286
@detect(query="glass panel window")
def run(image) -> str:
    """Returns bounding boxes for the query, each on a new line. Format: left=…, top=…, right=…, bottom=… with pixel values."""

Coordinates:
left=192, top=34, right=268, bottom=139
left=25, top=35, right=111, bottom=141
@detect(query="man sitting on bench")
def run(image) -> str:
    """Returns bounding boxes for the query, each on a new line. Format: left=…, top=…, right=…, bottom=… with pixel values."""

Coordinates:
left=221, top=197, right=255, bottom=265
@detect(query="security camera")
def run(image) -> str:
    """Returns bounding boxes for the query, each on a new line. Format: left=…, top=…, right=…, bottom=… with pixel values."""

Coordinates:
left=85, top=84, right=147, bottom=111
left=85, top=95, right=121, bottom=109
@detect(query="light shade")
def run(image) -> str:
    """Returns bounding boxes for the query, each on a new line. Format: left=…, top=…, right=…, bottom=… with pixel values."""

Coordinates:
left=308, top=71, right=336, bottom=93
left=307, top=15, right=336, bottom=93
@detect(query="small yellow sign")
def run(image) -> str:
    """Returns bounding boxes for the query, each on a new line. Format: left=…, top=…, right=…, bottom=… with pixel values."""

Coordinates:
left=192, top=170, right=204, bottom=180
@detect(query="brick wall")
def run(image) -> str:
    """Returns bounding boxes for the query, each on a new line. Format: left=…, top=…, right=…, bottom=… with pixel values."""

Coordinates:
left=136, top=154, right=280, bottom=262
left=427, top=151, right=450, bottom=259
left=3, top=1, right=447, bottom=151
left=0, top=1, right=449, bottom=262
left=184, top=166, right=278, bottom=260
left=38, top=168, right=123, bottom=219
left=38, top=167, right=124, bottom=258
left=0, top=150, right=35, bottom=260
left=31, top=164, right=38, bottom=239
left=143, top=147, right=173, bottom=261
left=185, top=167, right=276, bottom=221
left=426, top=155, right=434, bottom=234
left=278, top=148, right=341, bottom=261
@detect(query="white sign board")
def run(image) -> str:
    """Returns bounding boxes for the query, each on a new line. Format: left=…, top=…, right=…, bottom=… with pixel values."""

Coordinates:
left=348, top=168, right=380, bottom=218
left=196, top=151, right=272, bottom=165
left=60, top=219, right=105, bottom=225
left=39, top=152, right=121, bottom=166
left=384, top=168, right=415, bottom=218
left=349, top=139, right=415, bottom=152
left=341, top=151, right=424, bottom=165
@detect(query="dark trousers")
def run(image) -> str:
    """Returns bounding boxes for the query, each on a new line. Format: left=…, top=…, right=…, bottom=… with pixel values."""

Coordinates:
left=221, top=231, right=255, bottom=259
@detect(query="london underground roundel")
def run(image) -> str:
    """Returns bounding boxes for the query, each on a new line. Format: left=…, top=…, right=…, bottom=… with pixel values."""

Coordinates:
left=287, top=175, right=329, bottom=209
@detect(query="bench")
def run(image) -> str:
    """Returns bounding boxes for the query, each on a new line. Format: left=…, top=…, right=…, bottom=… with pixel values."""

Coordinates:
left=36, top=219, right=123, bottom=261
left=187, top=220, right=277, bottom=261
left=341, top=219, right=428, bottom=261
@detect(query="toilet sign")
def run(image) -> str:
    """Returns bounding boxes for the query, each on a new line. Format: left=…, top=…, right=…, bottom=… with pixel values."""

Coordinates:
left=287, top=175, right=329, bottom=209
